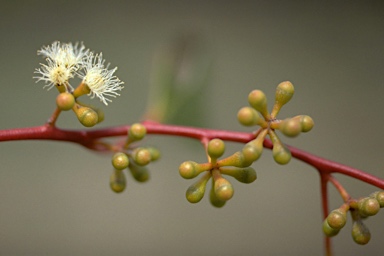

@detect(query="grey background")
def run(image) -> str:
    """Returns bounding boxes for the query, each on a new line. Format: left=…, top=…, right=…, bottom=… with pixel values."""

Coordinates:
left=1, top=1, right=384, bottom=255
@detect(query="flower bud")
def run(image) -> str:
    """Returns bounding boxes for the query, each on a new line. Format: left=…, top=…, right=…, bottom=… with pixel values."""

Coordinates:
left=279, top=118, right=302, bottom=137
left=220, top=166, right=257, bottom=184
left=147, top=147, right=160, bottom=161
left=358, top=197, right=380, bottom=217
left=129, top=163, right=149, bottom=182
left=248, top=90, right=269, bottom=120
left=271, top=81, right=294, bottom=118
left=209, top=183, right=226, bottom=208
left=217, top=151, right=248, bottom=168
left=269, top=130, right=291, bottom=164
left=326, top=209, right=347, bottom=230
left=56, top=92, right=75, bottom=111
left=351, top=219, right=371, bottom=245
left=299, top=115, right=314, bottom=132
left=74, top=107, right=98, bottom=127
left=186, top=172, right=211, bottom=203
left=207, top=139, right=225, bottom=159
left=179, top=161, right=210, bottom=179
left=370, top=191, right=384, bottom=207
left=111, top=152, right=129, bottom=170
left=322, top=219, right=340, bottom=237
left=133, top=147, right=152, bottom=166
left=129, top=123, right=147, bottom=141
left=212, top=169, right=234, bottom=201
left=237, top=107, right=267, bottom=127
left=110, top=169, right=126, bottom=193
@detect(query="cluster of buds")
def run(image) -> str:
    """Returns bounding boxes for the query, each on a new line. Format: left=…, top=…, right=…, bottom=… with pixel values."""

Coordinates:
left=34, top=41, right=124, bottom=127
left=110, top=123, right=160, bottom=193
left=179, top=138, right=257, bottom=207
left=323, top=191, right=384, bottom=245
left=237, top=81, right=314, bottom=164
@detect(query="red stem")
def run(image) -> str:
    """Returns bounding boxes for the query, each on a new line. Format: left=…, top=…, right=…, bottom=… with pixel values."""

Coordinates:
left=1, top=121, right=383, bottom=189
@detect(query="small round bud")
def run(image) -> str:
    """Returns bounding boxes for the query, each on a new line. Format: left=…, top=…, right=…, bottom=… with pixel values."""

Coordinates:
left=300, top=115, right=314, bottom=132
left=326, top=209, right=347, bottom=230
left=110, top=169, right=126, bottom=193
left=133, top=147, right=152, bottom=166
left=129, top=163, right=149, bottom=182
left=280, top=118, right=301, bottom=137
left=220, top=166, right=257, bottom=184
left=272, top=144, right=291, bottom=165
left=112, top=152, right=129, bottom=170
left=185, top=173, right=210, bottom=203
left=147, top=147, right=160, bottom=161
left=352, top=220, right=371, bottom=245
left=56, top=92, right=75, bottom=111
left=370, top=191, right=384, bottom=207
left=179, top=161, right=208, bottom=179
left=207, top=139, right=225, bottom=159
left=322, top=219, right=340, bottom=237
left=75, top=107, right=98, bottom=127
left=358, top=197, right=380, bottom=217
left=248, top=90, right=269, bottom=120
left=271, top=81, right=294, bottom=118
left=209, top=185, right=226, bottom=208
left=242, top=144, right=262, bottom=164
left=129, top=123, right=147, bottom=141
left=212, top=169, right=234, bottom=201
left=237, top=107, right=265, bottom=127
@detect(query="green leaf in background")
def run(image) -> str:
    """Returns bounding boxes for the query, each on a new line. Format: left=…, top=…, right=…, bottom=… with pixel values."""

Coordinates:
left=144, top=31, right=213, bottom=126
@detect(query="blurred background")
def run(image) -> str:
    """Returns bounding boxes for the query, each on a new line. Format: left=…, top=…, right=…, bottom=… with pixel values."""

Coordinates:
left=0, top=1, right=384, bottom=255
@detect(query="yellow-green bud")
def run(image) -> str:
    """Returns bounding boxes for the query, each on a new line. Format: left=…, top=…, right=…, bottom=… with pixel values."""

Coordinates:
left=209, top=184, right=226, bottom=208
left=300, top=115, right=314, bottom=132
left=358, top=197, right=380, bottom=217
left=179, top=161, right=209, bottom=179
left=242, top=144, right=262, bottom=164
left=112, top=152, right=129, bottom=170
left=237, top=107, right=266, bottom=127
left=352, top=220, right=371, bottom=245
left=212, top=169, right=234, bottom=201
left=280, top=118, right=302, bottom=137
left=185, top=172, right=211, bottom=203
left=220, top=166, right=257, bottom=184
left=326, top=209, right=347, bottom=230
left=370, top=191, right=384, bottom=207
left=147, top=147, right=160, bottom=161
left=271, top=81, right=294, bottom=118
left=56, top=92, right=75, bottom=111
left=269, top=130, right=291, bottom=165
left=74, top=107, right=98, bottom=127
left=129, top=163, right=149, bottom=182
left=207, top=139, right=225, bottom=159
left=248, top=90, right=269, bottom=120
left=217, top=151, right=248, bottom=168
left=322, top=219, right=340, bottom=237
left=133, top=147, right=152, bottom=166
left=110, top=169, right=126, bottom=193
left=129, top=123, right=147, bottom=141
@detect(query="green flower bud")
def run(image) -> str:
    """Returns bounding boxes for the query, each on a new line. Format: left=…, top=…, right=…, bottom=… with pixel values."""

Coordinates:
left=271, top=81, right=294, bottom=118
left=56, top=92, right=75, bottom=111
left=269, top=130, right=291, bottom=165
left=322, top=219, right=340, bottom=237
left=326, top=209, right=347, bottom=230
left=220, top=166, right=257, bottom=184
left=279, top=118, right=302, bottom=137
left=129, top=162, right=149, bottom=182
left=147, top=147, right=160, bottom=162
left=110, top=169, right=126, bottom=193
left=179, top=161, right=210, bottom=179
left=129, top=123, right=147, bottom=141
left=212, top=169, right=234, bottom=201
left=352, top=220, right=371, bottom=245
left=133, top=147, right=152, bottom=166
left=370, top=191, right=384, bottom=207
left=358, top=197, right=380, bottom=217
left=242, top=144, right=262, bottom=165
left=209, top=182, right=226, bottom=208
left=237, top=107, right=267, bottom=127
left=299, top=115, right=314, bottom=132
left=186, top=172, right=211, bottom=203
left=111, top=152, right=129, bottom=170
left=248, top=90, right=269, bottom=120
left=74, top=107, right=98, bottom=127
left=207, top=139, right=225, bottom=159
left=217, top=151, right=248, bottom=168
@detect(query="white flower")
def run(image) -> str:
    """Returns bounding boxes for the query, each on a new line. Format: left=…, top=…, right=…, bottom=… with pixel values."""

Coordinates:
left=80, top=53, right=124, bottom=105
left=38, top=41, right=88, bottom=70
left=34, top=41, right=89, bottom=90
